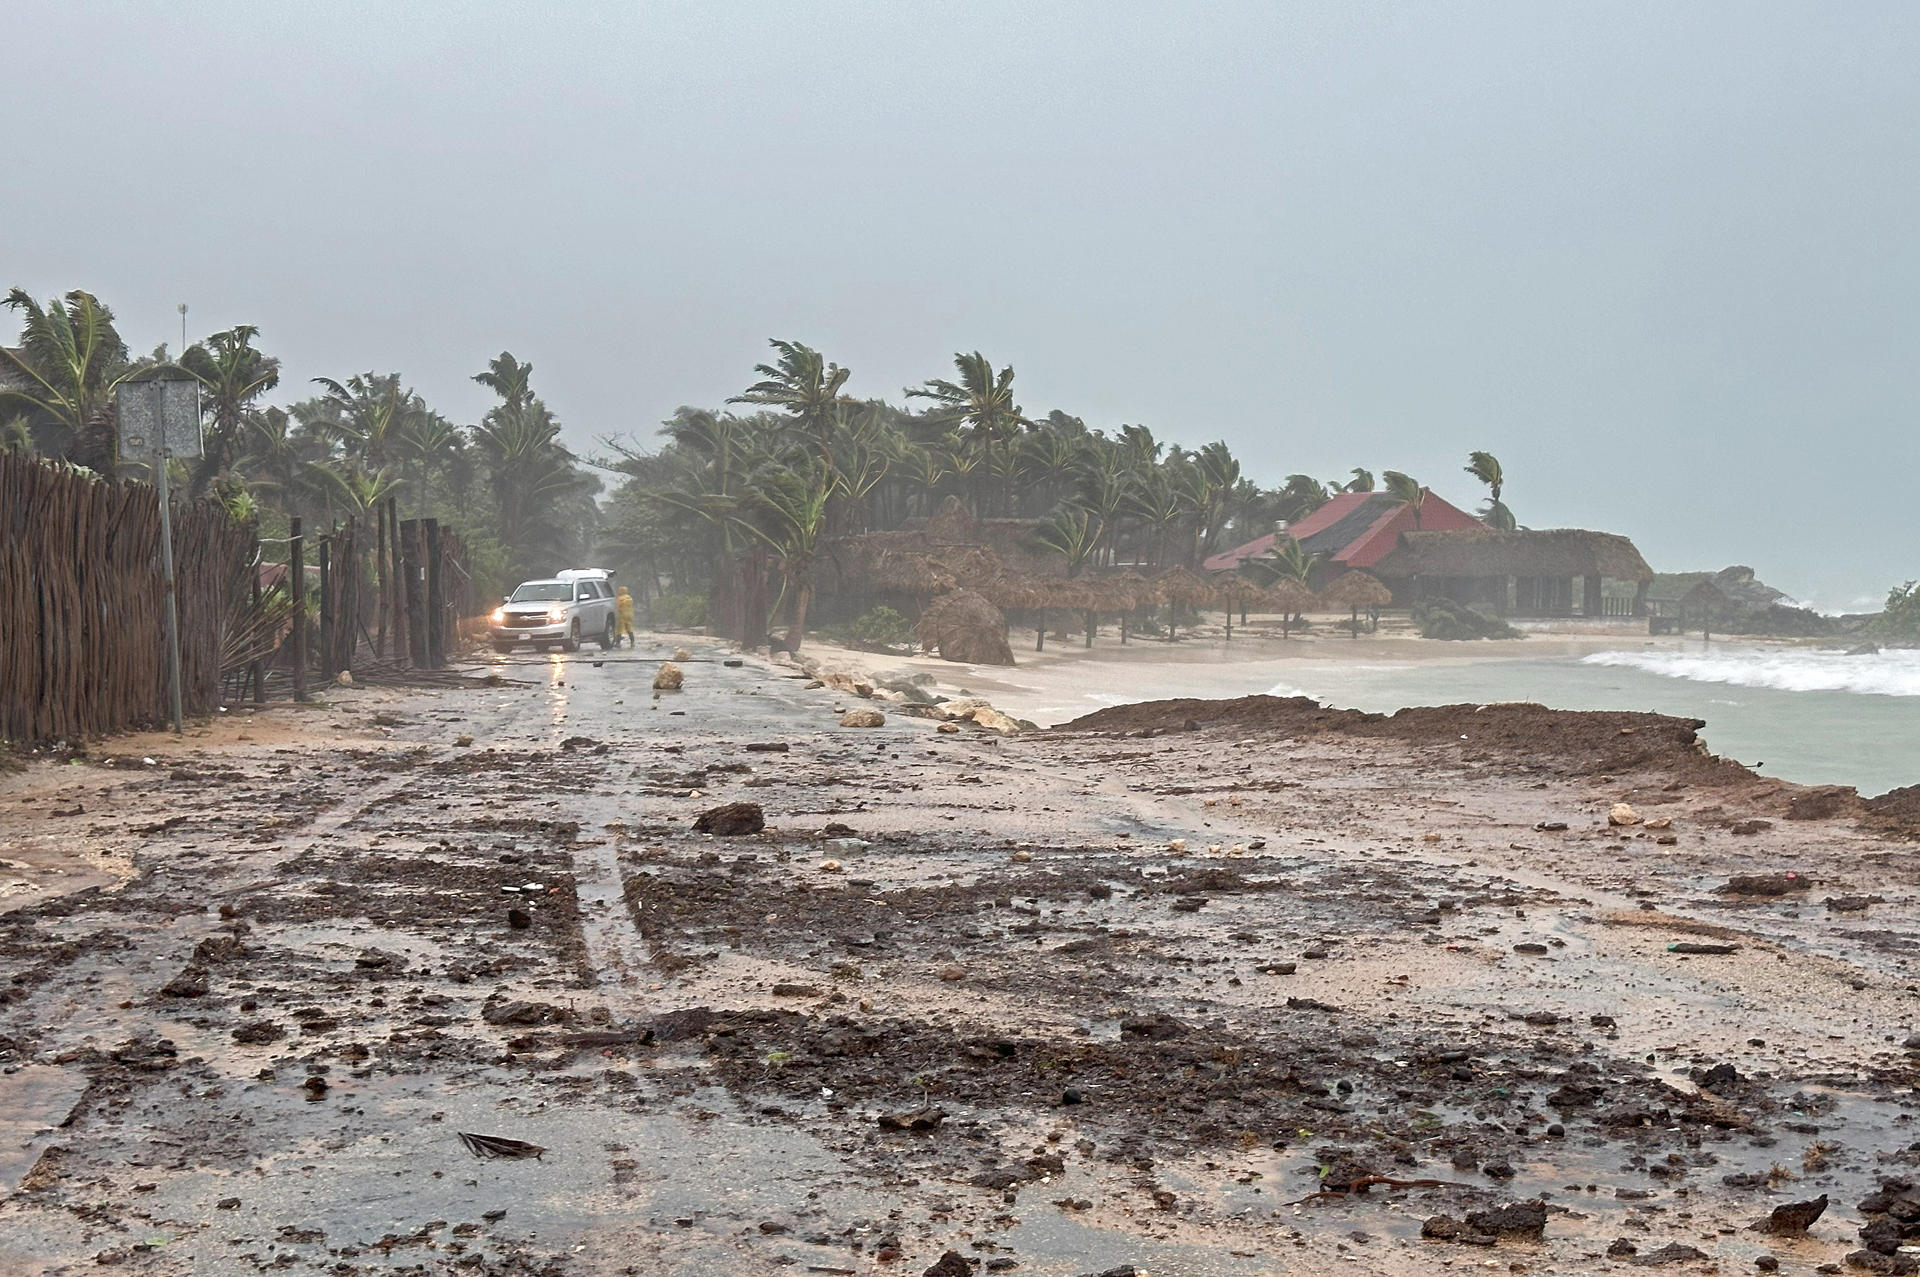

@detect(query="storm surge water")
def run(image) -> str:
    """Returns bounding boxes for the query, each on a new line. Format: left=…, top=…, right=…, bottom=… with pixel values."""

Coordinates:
left=1581, top=646, right=1920, bottom=698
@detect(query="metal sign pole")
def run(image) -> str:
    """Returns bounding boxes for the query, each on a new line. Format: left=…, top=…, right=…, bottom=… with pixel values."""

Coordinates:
left=153, top=391, right=185, bottom=735
left=119, top=376, right=199, bottom=735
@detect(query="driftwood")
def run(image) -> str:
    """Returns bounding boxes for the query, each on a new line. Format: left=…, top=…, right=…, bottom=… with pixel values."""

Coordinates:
left=458, top=1132, right=548, bottom=1160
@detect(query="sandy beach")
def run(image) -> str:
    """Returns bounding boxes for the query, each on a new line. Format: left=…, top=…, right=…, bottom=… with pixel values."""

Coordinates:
left=795, top=620, right=1699, bottom=726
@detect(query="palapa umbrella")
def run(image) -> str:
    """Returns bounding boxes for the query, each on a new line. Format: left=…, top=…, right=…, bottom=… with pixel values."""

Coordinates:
left=1316, top=570, right=1393, bottom=638
left=1261, top=577, right=1317, bottom=639
left=1211, top=573, right=1267, bottom=641
left=1099, top=570, right=1159, bottom=643
left=917, top=588, right=1016, bottom=665
left=1153, top=567, right=1219, bottom=641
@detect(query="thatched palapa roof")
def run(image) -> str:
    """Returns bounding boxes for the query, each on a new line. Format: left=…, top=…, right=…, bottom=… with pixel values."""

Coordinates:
left=1261, top=578, right=1318, bottom=614
left=1317, top=570, right=1392, bottom=609
left=1371, top=529, right=1653, bottom=583
left=917, top=589, right=1016, bottom=665
left=1154, top=566, right=1219, bottom=607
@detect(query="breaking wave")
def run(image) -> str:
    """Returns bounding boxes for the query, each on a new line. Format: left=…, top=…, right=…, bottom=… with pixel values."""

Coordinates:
left=1582, top=647, right=1920, bottom=698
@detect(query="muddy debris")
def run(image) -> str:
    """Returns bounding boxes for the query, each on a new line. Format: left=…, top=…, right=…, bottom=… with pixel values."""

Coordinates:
left=694, top=801, right=766, bottom=836
left=157, top=965, right=210, bottom=998
left=877, top=1107, right=946, bottom=1132
left=1633, top=1242, right=1710, bottom=1265
left=1668, top=941, right=1739, bottom=955
left=1722, top=872, right=1810, bottom=895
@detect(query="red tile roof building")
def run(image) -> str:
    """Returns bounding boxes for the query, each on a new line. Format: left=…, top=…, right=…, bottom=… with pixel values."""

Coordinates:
left=1203, top=490, right=1483, bottom=575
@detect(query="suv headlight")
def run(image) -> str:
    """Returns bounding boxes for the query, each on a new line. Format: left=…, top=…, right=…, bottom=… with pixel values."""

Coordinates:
left=547, top=607, right=567, bottom=622
left=491, top=607, right=505, bottom=623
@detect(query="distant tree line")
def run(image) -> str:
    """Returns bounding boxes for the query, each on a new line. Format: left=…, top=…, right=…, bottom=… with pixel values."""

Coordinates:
left=603, top=339, right=1521, bottom=650
left=0, top=289, right=599, bottom=599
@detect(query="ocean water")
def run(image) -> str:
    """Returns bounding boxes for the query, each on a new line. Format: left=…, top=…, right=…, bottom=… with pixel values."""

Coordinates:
left=1257, top=644, right=1920, bottom=796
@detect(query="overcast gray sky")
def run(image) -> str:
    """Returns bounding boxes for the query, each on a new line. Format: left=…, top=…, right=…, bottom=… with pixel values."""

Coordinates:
left=9, top=1, right=1915, bottom=608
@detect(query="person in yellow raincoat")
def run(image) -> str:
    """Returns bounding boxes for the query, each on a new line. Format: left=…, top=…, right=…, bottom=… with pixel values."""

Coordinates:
left=615, top=586, right=636, bottom=647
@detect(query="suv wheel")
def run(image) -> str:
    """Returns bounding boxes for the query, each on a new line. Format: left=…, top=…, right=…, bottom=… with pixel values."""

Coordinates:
left=598, top=617, right=615, bottom=650
left=561, top=620, right=581, bottom=653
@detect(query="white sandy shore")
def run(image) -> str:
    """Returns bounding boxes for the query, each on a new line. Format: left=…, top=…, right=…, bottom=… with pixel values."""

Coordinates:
left=790, top=615, right=1696, bottom=727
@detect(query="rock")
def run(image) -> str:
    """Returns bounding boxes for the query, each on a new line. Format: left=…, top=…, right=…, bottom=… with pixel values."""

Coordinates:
left=1668, top=941, right=1738, bottom=955
left=877, top=1107, right=946, bottom=1131
left=1845, top=1251, right=1919, bottom=1275
left=1119, top=1013, right=1188, bottom=1040
left=1609, top=803, right=1641, bottom=826
left=936, top=722, right=961, bottom=734
left=216, top=1196, right=241, bottom=1209
left=1513, top=943, right=1550, bottom=955
left=653, top=662, right=684, bottom=690
left=1730, top=819, right=1774, bottom=835
left=771, top=983, right=822, bottom=998
left=1644, top=815, right=1673, bottom=829
left=1755, top=1257, right=1779, bottom=1273
left=159, top=966, right=210, bottom=998
left=1753, top=1194, right=1827, bottom=1235
left=1465, top=1200, right=1546, bottom=1238
left=937, top=966, right=968, bottom=982
left=971, top=708, right=1021, bottom=735
left=924, top=1252, right=975, bottom=1277
left=507, top=908, right=532, bottom=929
left=1534, top=820, right=1569, bottom=831
left=672, top=647, right=693, bottom=662
left=840, top=708, right=886, bottom=728
left=1607, top=1239, right=1638, bottom=1256
left=694, top=802, right=765, bottom=836
left=1481, top=1161, right=1517, bottom=1180
left=481, top=1000, right=565, bottom=1026
left=1697, top=1062, right=1743, bottom=1091
left=301, top=1076, right=328, bottom=1100
left=969, top=1167, right=1025, bottom=1190
left=1634, top=1243, right=1709, bottom=1265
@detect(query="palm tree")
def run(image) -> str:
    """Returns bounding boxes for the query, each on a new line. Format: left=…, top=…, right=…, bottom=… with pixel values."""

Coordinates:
left=312, top=373, right=414, bottom=475
left=740, top=456, right=835, bottom=652
left=1275, top=473, right=1331, bottom=523
left=1034, top=506, right=1102, bottom=578
left=0, top=288, right=134, bottom=474
left=907, top=352, right=1030, bottom=514
left=1343, top=468, right=1376, bottom=493
left=730, top=339, right=851, bottom=464
left=181, top=325, right=280, bottom=499
left=1465, top=450, right=1515, bottom=530
left=1383, top=470, right=1426, bottom=529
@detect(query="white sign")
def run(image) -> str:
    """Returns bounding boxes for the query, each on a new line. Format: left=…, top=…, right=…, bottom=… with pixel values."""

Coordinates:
left=117, top=379, right=202, bottom=459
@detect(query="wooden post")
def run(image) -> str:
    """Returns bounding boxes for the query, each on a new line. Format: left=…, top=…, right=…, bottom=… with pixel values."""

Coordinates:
left=318, top=535, right=334, bottom=680
left=400, top=518, right=427, bottom=667
left=375, top=506, right=388, bottom=657
left=425, top=518, right=444, bottom=668
left=250, top=562, right=266, bottom=703
left=1035, top=610, right=1045, bottom=651
left=290, top=518, right=307, bottom=703
left=388, top=498, right=407, bottom=662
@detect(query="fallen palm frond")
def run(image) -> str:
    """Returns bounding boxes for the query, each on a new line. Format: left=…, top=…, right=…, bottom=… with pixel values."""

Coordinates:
left=458, top=1131, right=547, bottom=1160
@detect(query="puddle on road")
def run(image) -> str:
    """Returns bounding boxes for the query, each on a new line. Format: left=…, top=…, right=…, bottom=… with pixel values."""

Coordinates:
left=0, top=1066, right=89, bottom=1194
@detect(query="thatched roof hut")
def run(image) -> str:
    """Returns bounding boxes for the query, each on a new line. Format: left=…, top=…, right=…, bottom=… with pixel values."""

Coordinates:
left=1154, top=566, right=1219, bottom=608
left=1370, top=529, right=1652, bottom=583
left=917, top=589, right=1016, bottom=666
left=1107, top=570, right=1160, bottom=608
left=1317, top=571, right=1392, bottom=610
left=867, top=549, right=959, bottom=595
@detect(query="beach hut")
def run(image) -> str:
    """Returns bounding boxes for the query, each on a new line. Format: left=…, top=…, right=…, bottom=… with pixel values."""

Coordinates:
left=1153, top=567, right=1219, bottom=642
left=1317, top=571, right=1392, bottom=638
left=917, top=588, right=1016, bottom=665
left=1262, top=577, right=1317, bottom=639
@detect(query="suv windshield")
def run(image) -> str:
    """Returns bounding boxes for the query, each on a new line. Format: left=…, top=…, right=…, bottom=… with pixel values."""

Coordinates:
left=509, top=582, right=572, bottom=603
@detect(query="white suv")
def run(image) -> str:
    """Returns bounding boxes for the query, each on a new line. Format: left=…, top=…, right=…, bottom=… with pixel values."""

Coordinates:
left=490, top=569, right=618, bottom=653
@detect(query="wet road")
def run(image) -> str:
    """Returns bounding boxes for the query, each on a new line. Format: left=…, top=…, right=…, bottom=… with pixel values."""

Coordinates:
left=1, top=634, right=1917, bottom=1274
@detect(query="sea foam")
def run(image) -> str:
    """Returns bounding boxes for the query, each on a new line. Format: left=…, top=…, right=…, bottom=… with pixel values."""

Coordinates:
left=1582, top=647, right=1920, bottom=698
